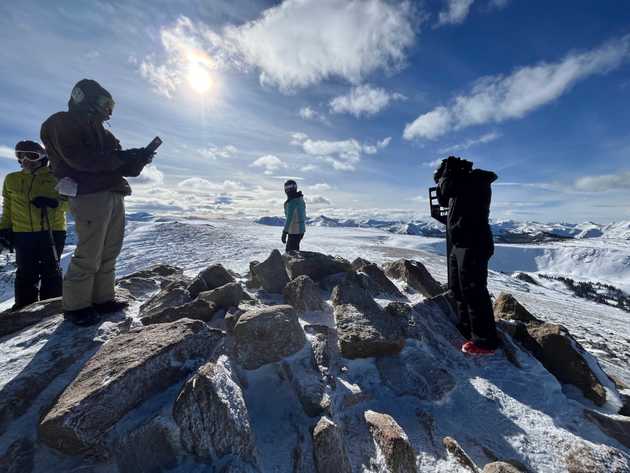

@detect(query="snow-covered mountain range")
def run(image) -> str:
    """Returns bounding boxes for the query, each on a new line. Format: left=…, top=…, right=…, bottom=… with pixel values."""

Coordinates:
left=257, top=215, right=630, bottom=242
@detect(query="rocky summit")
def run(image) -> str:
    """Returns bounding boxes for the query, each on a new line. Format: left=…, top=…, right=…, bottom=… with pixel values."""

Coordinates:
left=0, top=254, right=629, bottom=472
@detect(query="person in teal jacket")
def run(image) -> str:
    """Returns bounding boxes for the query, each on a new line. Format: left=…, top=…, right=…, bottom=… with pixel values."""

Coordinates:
left=282, top=180, right=306, bottom=252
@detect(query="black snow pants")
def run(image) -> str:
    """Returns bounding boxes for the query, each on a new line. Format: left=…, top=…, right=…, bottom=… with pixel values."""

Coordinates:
left=286, top=233, right=303, bottom=252
left=448, top=245, right=499, bottom=350
left=13, top=231, right=65, bottom=310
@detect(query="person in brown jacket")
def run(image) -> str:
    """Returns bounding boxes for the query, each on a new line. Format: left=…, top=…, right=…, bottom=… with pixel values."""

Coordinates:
left=41, top=79, right=154, bottom=326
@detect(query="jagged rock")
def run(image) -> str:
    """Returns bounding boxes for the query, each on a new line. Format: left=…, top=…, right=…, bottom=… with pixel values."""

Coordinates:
left=0, top=315, right=101, bottom=435
left=250, top=249, right=289, bottom=293
left=304, top=325, right=337, bottom=371
left=141, top=298, right=219, bottom=325
left=282, top=350, right=328, bottom=417
left=565, top=442, right=630, bottom=473
left=283, top=275, right=325, bottom=312
left=139, top=284, right=191, bottom=319
left=483, top=462, right=523, bottom=473
left=188, top=264, right=236, bottom=298
left=225, top=307, right=245, bottom=334
left=115, top=415, right=179, bottom=473
left=527, top=324, right=607, bottom=406
left=0, top=298, right=63, bottom=338
left=312, top=416, right=352, bottom=473
left=493, top=293, right=541, bottom=324
left=39, top=319, right=224, bottom=455
left=584, top=409, right=630, bottom=448
left=116, top=264, right=185, bottom=298
left=332, top=274, right=404, bottom=358
left=384, top=259, right=442, bottom=298
left=352, top=258, right=404, bottom=298
left=173, top=357, right=257, bottom=464
left=0, top=438, right=34, bottom=473
left=620, top=393, right=630, bottom=417
left=513, top=272, right=539, bottom=286
left=443, top=437, right=478, bottom=472
left=364, top=410, right=417, bottom=473
left=234, top=305, right=306, bottom=370
left=284, top=251, right=352, bottom=282
left=199, top=282, right=248, bottom=308
left=377, top=344, right=456, bottom=401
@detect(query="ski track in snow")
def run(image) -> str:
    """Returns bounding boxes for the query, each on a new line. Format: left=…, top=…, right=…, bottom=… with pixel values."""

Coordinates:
left=1, top=217, right=630, bottom=472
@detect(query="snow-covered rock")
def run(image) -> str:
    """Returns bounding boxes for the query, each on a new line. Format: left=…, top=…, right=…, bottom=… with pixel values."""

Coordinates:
left=39, top=319, right=224, bottom=455
left=283, top=275, right=325, bottom=313
left=284, top=251, right=352, bottom=281
left=364, top=410, right=417, bottom=473
left=187, top=263, right=236, bottom=298
left=233, top=305, right=305, bottom=370
left=384, top=258, right=443, bottom=297
left=353, top=258, right=405, bottom=299
left=312, top=417, right=352, bottom=473
left=199, top=282, right=248, bottom=308
left=250, top=249, right=289, bottom=294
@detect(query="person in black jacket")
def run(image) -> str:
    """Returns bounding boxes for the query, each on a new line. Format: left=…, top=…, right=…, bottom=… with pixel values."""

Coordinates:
left=435, top=156, right=499, bottom=355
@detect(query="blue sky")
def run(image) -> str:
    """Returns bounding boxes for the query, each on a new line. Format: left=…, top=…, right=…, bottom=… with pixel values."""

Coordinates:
left=1, top=0, right=629, bottom=223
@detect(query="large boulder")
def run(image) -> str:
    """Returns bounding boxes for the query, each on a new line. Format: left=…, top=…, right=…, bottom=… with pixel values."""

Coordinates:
left=442, top=437, right=477, bottom=472
left=565, top=442, right=630, bottom=473
left=352, top=258, right=404, bottom=299
left=139, top=283, right=191, bottom=319
left=283, top=251, right=352, bottom=282
left=114, top=415, right=179, bottom=473
left=116, top=264, right=185, bottom=298
left=483, top=462, right=524, bottom=473
left=527, top=324, right=607, bottom=406
left=39, top=319, right=224, bottom=455
left=199, top=282, right=248, bottom=308
left=493, top=293, right=541, bottom=324
left=250, top=249, right=290, bottom=293
left=312, top=417, right=352, bottom=473
left=188, top=264, right=236, bottom=298
left=141, top=299, right=219, bottom=325
left=364, top=410, right=417, bottom=473
left=234, top=305, right=306, bottom=370
left=332, top=274, right=404, bottom=358
left=0, top=298, right=63, bottom=338
left=584, top=409, right=630, bottom=449
left=283, top=275, right=325, bottom=313
left=384, top=259, right=442, bottom=298
left=173, top=357, right=258, bottom=464
left=282, top=351, right=328, bottom=417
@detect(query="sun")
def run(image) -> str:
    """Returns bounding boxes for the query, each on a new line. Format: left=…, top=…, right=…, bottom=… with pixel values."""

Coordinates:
left=187, top=60, right=212, bottom=94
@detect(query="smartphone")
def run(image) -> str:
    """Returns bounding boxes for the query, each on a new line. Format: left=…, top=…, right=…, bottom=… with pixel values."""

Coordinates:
left=145, top=136, right=163, bottom=154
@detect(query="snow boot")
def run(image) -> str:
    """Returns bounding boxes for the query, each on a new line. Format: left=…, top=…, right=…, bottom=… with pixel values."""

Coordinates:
left=64, top=306, right=100, bottom=327
left=461, top=341, right=496, bottom=356
left=94, top=299, right=129, bottom=315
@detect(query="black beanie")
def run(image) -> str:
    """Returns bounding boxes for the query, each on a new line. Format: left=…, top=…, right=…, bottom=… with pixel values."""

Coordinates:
left=68, top=79, right=113, bottom=112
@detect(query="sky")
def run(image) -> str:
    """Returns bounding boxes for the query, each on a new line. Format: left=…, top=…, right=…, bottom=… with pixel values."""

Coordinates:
left=0, top=0, right=629, bottom=223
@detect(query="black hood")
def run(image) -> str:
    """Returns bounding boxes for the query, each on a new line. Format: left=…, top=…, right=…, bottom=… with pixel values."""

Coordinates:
left=472, top=169, right=498, bottom=184
left=285, top=190, right=303, bottom=203
left=68, top=79, right=113, bottom=113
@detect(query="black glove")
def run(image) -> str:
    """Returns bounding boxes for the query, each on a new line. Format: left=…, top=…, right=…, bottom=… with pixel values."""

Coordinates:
left=281, top=231, right=288, bottom=244
left=0, top=229, right=13, bottom=251
left=31, top=196, right=59, bottom=209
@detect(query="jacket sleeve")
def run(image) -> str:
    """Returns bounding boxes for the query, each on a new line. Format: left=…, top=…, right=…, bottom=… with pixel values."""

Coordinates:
left=0, top=178, right=12, bottom=231
left=41, top=117, right=126, bottom=173
left=283, top=201, right=294, bottom=232
left=298, top=200, right=306, bottom=234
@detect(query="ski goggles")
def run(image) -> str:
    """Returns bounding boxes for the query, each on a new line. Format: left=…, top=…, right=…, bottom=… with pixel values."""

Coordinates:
left=15, top=150, right=47, bottom=162
left=96, top=95, right=115, bottom=116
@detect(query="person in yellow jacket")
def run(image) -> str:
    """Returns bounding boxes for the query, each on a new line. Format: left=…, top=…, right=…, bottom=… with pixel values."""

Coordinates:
left=0, top=140, right=67, bottom=310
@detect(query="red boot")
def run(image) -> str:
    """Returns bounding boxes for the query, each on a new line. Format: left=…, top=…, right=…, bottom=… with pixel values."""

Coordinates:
left=461, top=341, right=496, bottom=355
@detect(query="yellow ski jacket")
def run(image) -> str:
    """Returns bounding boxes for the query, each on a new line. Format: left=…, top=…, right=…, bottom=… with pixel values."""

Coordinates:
left=0, top=167, right=67, bottom=232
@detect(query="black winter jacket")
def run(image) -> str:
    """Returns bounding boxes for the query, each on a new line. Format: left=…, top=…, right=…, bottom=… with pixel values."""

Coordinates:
left=437, top=168, right=497, bottom=254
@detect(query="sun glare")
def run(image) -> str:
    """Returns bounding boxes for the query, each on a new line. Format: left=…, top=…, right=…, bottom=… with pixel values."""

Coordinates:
left=187, top=61, right=211, bottom=94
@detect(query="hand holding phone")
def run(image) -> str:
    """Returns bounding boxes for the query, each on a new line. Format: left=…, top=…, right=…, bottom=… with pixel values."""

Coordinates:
left=145, top=136, right=162, bottom=154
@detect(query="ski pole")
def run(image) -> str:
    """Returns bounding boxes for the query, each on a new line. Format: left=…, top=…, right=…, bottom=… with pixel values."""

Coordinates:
left=42, top=207, right=60, bottom=266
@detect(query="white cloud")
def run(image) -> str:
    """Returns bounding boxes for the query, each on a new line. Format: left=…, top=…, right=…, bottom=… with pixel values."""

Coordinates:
left=299, top=106, right=329, bottom=124
left=293, top=133, right=390, bottom=171
left=141, top=0, right=416, bottom=95
left=404, top=34, right=630, bottom=140
left=0, top=145, right=15, bottom=160
left=128, top=165, right=164, bottom=186
left=437, top=0, right=475, bottom=26
left=251, top=154, right=287, bottom=175
left=202, top=144, right=238, bottom=159
left=422, top=158, right=444, bottom=168
left=329, top=84, right=406, bottom=117
left=574, top=172, right=630, bottom=192
left=308, top=183, right=331, bottom=191
left=301, top=164, right=318, bottom=172
left=488, top=0, right=510, bottom=10
left=305, top=195, right=332, bottom=205
left=177, top=178, right=242, bottom=192
left=439, top=131, right=500, bottom=153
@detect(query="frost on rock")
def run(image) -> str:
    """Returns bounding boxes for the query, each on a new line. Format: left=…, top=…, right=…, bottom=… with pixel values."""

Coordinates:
left=384, top=258, right=443, bottom=298
left=364, top=410, right=417, bottom=473
left=173, top=356, right=258, bottom=465
left=312, top=416, right=352, bottom=473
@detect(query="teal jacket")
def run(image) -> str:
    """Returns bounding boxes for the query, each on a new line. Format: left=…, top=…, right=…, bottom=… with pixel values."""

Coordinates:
left=284, top=195, right=306, bottom=234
